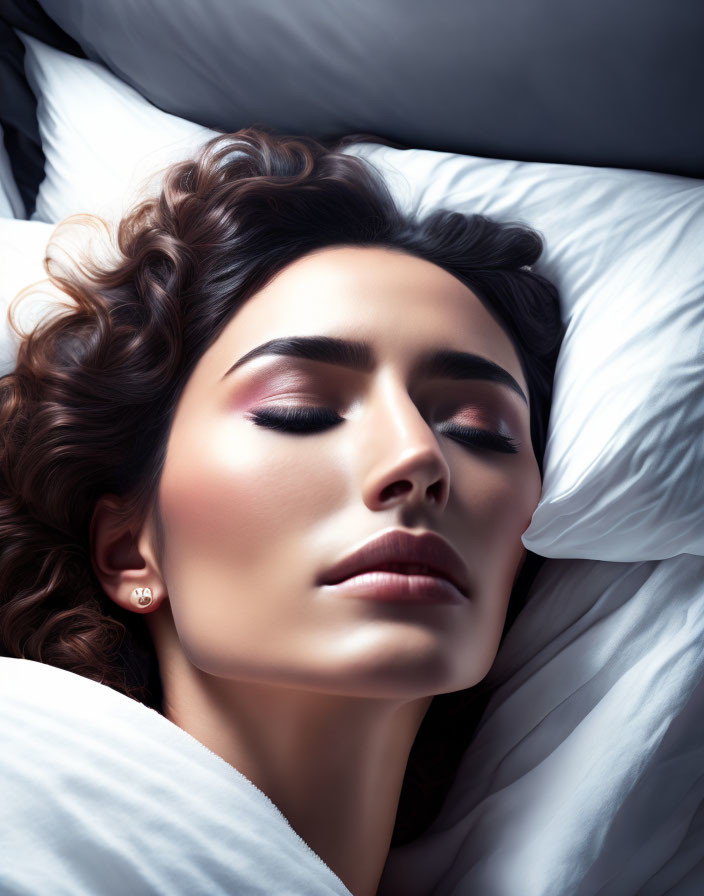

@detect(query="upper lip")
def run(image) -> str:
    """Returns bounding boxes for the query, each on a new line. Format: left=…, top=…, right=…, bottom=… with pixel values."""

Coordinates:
left=317, top=529, right=470, bottom=598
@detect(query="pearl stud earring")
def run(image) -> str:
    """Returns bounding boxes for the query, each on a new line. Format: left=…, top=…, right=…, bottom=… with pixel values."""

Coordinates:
left=132, top=586, right=153, bottom=608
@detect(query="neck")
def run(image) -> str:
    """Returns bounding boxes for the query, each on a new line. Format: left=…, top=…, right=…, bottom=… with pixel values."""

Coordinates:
left=159, top=654, right=432, bottom=896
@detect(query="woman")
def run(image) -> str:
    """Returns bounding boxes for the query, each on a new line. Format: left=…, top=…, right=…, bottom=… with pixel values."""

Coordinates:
left=0, top=127, right=564, bottom=896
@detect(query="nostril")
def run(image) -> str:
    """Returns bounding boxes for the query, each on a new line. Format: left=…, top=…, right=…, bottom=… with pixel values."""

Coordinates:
left=380, top=481, right=413, bottom=501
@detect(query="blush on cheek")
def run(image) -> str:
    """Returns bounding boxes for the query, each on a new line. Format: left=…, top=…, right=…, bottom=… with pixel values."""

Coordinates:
left=465, top=474, right=536, bottom=596
left=160, top=463, right=270, bottom=567
left=157, top=412, right=345, bottom=598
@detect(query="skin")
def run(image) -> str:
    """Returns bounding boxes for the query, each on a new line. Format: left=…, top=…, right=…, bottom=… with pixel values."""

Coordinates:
left=91, top=245, right=542, bottom=896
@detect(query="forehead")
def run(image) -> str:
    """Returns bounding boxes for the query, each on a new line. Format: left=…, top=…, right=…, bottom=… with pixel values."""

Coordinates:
left=196, top=245, right=527, bottom=392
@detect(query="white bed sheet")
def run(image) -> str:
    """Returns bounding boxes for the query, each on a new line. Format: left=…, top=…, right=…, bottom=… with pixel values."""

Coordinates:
left=379, top=552, right=704, bottom=895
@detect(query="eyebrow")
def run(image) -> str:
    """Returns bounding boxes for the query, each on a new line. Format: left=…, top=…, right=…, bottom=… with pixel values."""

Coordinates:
left=221, top=335, right=527, bottom=404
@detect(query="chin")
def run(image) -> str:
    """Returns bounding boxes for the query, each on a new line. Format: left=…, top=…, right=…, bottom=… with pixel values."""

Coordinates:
left=313, top=636, right=486, bottom=700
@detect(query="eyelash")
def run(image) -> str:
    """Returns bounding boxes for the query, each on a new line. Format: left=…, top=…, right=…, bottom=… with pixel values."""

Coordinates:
left=247, top=406, right=520, bottom=454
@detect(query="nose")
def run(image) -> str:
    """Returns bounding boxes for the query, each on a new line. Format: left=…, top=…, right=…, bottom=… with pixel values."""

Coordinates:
left=359, top=374, right=451, bottom=513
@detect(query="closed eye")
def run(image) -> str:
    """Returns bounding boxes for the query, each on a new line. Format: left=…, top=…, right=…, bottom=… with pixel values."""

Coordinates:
left=247, top=406, right=520, bottom=454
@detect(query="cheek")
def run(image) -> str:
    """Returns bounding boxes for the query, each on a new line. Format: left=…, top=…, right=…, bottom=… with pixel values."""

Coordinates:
left=458, top=455, right=541, bottom=614
left=155, top=418, right=345, bottom=667
left=445, top=460, right=540, bottom=684
left=159, top=415, right=335, bottom=555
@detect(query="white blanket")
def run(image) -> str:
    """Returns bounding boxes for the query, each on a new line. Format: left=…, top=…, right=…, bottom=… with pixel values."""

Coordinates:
left=0, top=657, right=353, bottom=896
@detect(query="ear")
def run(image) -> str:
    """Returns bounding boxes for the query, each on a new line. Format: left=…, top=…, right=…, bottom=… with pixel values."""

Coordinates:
left=90, top=494, right=167, bottom=614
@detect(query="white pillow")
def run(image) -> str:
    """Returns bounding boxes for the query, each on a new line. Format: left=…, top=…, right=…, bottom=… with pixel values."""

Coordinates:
left=19, top=32, right=214, bottom=226
left=0, top=219, right=65, bottom=377
left=16, top=31, right=704, bottom=562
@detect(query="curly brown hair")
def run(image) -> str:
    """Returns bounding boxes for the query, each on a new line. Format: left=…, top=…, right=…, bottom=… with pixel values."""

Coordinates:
left=0, top=127, right=564, bottom=846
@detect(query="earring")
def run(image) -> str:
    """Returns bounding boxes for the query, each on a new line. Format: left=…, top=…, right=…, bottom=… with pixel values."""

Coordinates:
left=132, top=586, right=153, bottom=608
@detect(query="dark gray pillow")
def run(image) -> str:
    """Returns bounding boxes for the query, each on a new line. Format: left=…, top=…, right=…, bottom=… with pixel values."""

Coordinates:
left=33, top=0, right=704, bottom=177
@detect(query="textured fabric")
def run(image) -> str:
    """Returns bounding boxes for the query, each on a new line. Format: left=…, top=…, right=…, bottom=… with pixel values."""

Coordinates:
left=0, top=657, right=353, bottom=896
left=30, top=0, right=704, bottom=179
left=379, top=553, right=704, bottom=895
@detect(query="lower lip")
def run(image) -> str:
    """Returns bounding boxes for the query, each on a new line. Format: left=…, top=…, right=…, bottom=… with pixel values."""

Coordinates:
left=320, top=571, right=466, bottom=604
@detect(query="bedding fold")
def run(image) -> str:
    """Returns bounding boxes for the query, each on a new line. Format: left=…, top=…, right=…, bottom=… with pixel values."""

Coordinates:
left=378, top=554, right=704, bottom=896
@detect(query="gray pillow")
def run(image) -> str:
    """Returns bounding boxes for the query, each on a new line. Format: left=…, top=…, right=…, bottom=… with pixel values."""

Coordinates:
left=35, top=0, right=704, bottom=178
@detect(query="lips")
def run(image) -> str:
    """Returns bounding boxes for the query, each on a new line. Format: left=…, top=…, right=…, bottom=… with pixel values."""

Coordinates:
left=317, top=529, right=470, bottom=598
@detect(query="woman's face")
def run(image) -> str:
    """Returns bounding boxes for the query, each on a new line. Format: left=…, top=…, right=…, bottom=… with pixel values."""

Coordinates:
left=151, top=245, right=542, bottom=699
